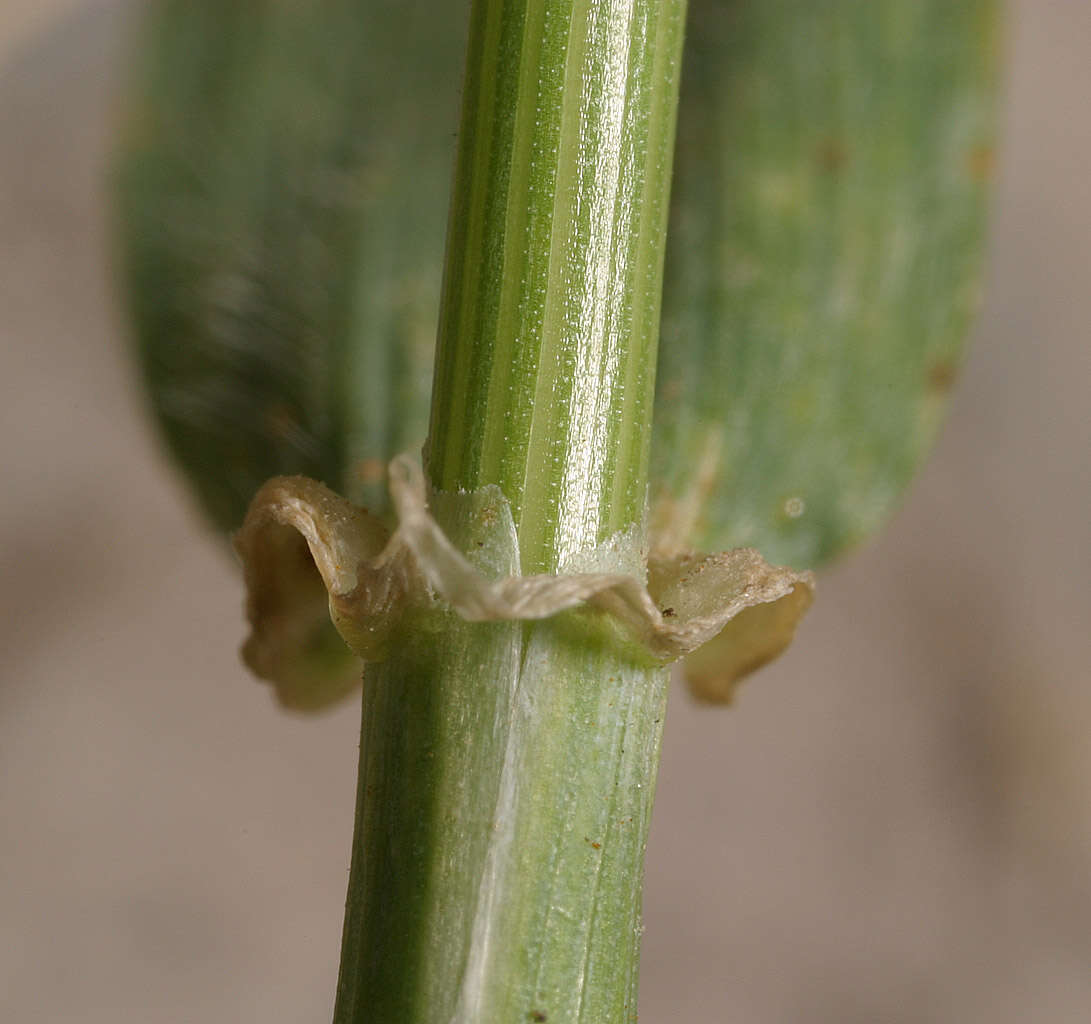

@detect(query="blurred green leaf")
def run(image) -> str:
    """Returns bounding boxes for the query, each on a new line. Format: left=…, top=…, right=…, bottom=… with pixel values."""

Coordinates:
left=114, top=0, right=466, bottom=531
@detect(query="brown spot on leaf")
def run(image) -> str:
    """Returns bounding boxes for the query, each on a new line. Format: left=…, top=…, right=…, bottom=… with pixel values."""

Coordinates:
left=928, top=359, right=958, bottom=395
left=660, top=377, right=683, bottom=401
left=967, top=144, right=994, bottom=183
left=816, top=138, right=848, bottom=173
left=355, top=458, right=385, bottom=485
left=528, top=1012, right=547, bottom=1022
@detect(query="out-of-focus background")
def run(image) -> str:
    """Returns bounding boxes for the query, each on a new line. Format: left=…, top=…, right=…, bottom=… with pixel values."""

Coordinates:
left=1, top=2, right=1088, bottom=1021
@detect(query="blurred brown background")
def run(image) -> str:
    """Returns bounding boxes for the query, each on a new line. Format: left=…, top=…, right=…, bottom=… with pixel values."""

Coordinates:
left=2, top=2, right=1088, bottom=1021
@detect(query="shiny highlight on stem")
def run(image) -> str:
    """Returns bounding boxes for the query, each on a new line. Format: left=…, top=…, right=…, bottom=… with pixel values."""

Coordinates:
left=428, top=0, right=685, bottom=573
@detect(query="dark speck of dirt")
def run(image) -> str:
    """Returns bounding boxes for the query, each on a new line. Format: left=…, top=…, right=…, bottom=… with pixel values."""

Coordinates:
left=661, top=607, right=675, bottom=617
left=528, top=1012, right=547, bottom=1022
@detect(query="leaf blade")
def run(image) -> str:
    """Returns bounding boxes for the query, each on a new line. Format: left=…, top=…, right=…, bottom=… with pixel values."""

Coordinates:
left=114, top=0, right=466, bottom=531
left=652, top=0, right=1002, bottom=567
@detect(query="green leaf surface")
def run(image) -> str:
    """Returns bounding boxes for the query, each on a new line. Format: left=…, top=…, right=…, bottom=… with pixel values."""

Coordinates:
left=651, top=0, right=1001, bottom=567
left=113, top=0, right=466, bottom=531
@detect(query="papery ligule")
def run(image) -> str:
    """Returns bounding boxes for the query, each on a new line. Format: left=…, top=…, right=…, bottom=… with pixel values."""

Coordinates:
left=235, top=456, right=814, bottom=708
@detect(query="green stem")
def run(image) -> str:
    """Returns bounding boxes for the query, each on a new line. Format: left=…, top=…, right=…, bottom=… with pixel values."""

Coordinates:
left=333, top=0, right=685, bottom=1021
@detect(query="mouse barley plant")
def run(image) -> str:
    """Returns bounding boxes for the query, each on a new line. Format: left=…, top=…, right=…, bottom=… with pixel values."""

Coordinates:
left=115, top=1, right=999, bottom=1020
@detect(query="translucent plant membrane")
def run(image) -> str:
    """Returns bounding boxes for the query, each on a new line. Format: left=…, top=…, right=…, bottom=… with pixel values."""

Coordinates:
left=234, top=455, right=814, bottom=710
